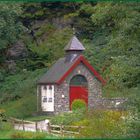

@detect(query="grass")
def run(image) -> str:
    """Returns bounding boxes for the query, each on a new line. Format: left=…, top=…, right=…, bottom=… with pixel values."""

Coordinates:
left=0, top=68, right=46, bottom=119
left=102, top=85, right=135, bottom=98
left=0, top=130, right=15, bottom=139
left=10, top=131, right=59, bottom=139
left=26, top=115, right=51, bottom=121
left=0, top=130, right=59, bottom=139
left=0, top=109, right=128, bottom=139
left=0, top=122, right=59, bottom=139
left=0, top=121, right=14, bottom=139
left=1, top=94, right=36, bottom=119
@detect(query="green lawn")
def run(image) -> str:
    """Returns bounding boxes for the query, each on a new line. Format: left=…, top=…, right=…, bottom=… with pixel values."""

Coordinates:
left=0, top=130, right=59, bottom=139
left=0, top=130, right=14, bottom=139
left=26, top=115, right=51, bottom=121
left=0, top=122, right=59, bottom=139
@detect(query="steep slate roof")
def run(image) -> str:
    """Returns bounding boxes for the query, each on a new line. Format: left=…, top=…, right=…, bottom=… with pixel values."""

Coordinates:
left=37, top=56, right=80, bottom=84
left=37, top=55, right=106, bottom=85
left=64, top=36, right=85, bottom=51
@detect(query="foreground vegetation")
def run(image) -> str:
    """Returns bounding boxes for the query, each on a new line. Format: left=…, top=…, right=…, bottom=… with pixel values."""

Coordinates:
left=0, top=122, right=58, bottom=139
left=0, top=109, right=127, bottom=139
left=0, top=2, right=140, bottom=138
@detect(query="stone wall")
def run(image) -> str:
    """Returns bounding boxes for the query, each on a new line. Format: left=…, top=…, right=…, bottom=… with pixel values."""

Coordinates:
left=97, top=98, right=127, bottom=110
left=54, top=62, right=102, bottom=113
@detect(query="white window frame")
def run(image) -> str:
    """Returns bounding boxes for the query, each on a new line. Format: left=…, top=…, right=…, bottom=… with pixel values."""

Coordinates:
left=41, top=85, right=54, bottom=112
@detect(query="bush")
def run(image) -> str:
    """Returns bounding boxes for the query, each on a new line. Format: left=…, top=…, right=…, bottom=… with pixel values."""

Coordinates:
left=71, top=99, right=86, bottom=111
left=0, top=122, right=12, bottom=131
left=75, top=110, right=127, bottom=138
left=50, top=110, right=85, bottom=125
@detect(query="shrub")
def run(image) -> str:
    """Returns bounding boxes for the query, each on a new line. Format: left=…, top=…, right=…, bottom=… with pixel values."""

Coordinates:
left=75, top=110, right=127, bottom=138
left=71, top=99, right=86, bottom=111
left=50, top=110, right=85, bottom=125
left=0, top=122, right=12, bottom=131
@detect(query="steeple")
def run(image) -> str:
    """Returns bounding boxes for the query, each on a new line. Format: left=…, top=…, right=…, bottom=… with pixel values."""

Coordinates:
left=64, top=36, right=85, bottom=51
left=64, top=36, right=85, bottom=62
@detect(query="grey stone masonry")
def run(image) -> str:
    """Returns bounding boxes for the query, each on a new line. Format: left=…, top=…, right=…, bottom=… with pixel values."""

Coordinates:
left=97, top=98, right=127, bottom=110
left=54, top=62, right=102, bottom=113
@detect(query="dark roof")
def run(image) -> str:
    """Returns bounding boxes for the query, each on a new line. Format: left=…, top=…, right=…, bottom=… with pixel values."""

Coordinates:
left=38, top=55, right=106, bottom=85
left=38, top=55, right=80, bottom=84
left=64, top=36, right=85, bottom=51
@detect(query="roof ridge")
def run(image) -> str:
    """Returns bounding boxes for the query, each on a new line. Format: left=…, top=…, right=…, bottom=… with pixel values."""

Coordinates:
left=57, top=55, right=106, bottom=85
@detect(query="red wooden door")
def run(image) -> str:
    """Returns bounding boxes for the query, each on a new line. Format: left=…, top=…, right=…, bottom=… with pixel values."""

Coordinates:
left=70, top=86, right=88, bottom=110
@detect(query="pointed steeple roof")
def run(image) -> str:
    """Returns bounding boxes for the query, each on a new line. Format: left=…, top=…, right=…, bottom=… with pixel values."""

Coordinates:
left=64, top=36, right=85, bottom=51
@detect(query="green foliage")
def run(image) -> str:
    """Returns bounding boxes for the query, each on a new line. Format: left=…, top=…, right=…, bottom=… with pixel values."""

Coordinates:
left=26, top=115, right=50, bottom=121
left=0, top=68, right=46, bottom=118
left=91, top=2, right=140, bottom=88
left=0, top=122, right=58, bottom=139
left=82, top=9, right=140, bottom=137
left=1, top=94, right=36, bottom=118
left=0, top=130, right=14, bottom=139
left=0, top=121, right=14, bottom=139
left=125, top=86, right=140, bottom=138
left=105, top=56, right=140, bottom=88
left=0, top=109, right=6, bottom=123
left=35, top=24, right=55, bottom=38
left=126, top=111, right=140, bottom=138
left=26, top=27, right=73, bottom=70
left=72, top=3, right=95, bottom=39
left=0, top=3, right=25, bottom=63
left=74, top=110, right=127, bottom=138
left=0, top=122, right=12, bottom=131
left=50, top=110, right=85, bottom=125
left=10, top=131, right=55, bottom=139
left=22, top=3, right=82, bottom=21
left=71, top=99, right=86, bottom=111
left=50, top=109, right=127, bottom=138
left=0, top=68, right=5, bottom=82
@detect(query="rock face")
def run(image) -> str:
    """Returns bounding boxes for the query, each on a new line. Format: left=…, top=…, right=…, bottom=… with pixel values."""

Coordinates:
left=52, top=17, right=72, bottom=29
left=7, top=41, right=28, bottom=60
left=5, top=60, right=17, bottom=74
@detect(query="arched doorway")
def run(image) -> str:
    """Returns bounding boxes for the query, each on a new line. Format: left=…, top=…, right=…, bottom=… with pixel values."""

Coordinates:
left=69, top=75, right=88, bottom=110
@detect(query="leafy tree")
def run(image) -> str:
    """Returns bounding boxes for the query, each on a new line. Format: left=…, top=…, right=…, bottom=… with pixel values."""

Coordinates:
left=25, top=27, right=73, bottom=70
left=90, top=2, right=140, bottom=88
left=0, top=3, right=25, bottom=64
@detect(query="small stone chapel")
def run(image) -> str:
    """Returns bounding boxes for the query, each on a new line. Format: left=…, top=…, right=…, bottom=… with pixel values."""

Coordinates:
left=37, top=35, right=106, bottom=114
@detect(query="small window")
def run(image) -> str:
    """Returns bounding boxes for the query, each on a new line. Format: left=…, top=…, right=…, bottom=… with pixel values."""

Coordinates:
left=48, top=97, right=52, bottom=102
left=49, top=85, right=52, bottom=90
left=70, top=75, right=88, bottom=86
left=43, top=86, right=47, bottom=90
left=43, top=97, right=47, bottom=102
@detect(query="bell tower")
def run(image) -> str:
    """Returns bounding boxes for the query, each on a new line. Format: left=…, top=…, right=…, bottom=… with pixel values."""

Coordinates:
left=64, top=36, right=85, bottom=62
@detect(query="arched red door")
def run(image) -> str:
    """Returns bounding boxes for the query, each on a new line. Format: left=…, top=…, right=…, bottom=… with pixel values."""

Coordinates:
left=69, top=75, right=88, bottom=110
